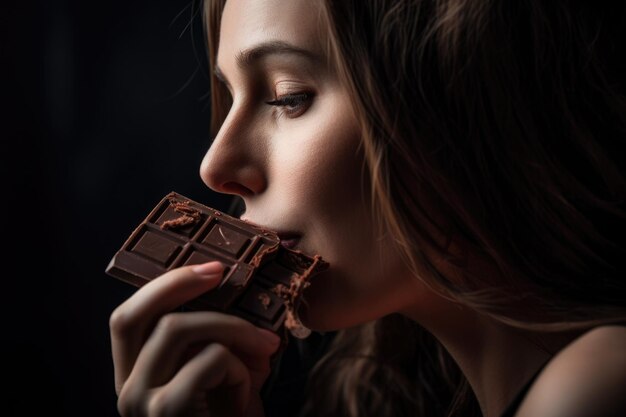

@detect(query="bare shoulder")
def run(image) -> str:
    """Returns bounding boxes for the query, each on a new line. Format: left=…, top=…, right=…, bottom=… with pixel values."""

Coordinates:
left=516, top=325, right=626, bottom=417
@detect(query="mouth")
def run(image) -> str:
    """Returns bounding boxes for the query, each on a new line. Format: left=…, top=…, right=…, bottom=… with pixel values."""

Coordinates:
left=276, top=231, right=302, bottom=250
left=239, top=216, right=303, bottom=250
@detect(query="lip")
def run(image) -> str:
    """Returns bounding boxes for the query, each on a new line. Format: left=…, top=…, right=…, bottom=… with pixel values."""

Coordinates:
left=240, top=217, right=302, bottom=249
left=277, top=232, right=302, bottom=249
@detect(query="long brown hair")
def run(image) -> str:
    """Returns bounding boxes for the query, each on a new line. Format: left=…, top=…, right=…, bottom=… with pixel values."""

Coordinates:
left=203, top=1, right=626, bottom=415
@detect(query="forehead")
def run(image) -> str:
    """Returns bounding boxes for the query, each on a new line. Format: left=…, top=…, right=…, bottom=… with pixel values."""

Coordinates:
left=218, top=0, right=325, bottom=61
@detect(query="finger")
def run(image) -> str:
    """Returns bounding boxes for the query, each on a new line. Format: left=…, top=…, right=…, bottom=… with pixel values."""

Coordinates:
left=148, top=344, right=250, bottom=417
left=132, top=311, right=281, bottom=388
left=110, top=261, right=224, bottom=394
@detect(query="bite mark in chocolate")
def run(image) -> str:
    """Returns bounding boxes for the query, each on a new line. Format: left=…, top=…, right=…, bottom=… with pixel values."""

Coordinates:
left=271, top=272, right=313, bottom=337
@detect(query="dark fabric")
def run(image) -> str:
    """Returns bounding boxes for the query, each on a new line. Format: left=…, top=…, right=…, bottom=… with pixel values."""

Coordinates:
left=261, top=331, right=337, bottom=417
left=498, top=362, right=547, bottom=417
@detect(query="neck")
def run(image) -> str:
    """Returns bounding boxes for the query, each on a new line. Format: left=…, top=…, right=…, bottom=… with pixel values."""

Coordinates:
left=401, top=298, right=577, bottom=417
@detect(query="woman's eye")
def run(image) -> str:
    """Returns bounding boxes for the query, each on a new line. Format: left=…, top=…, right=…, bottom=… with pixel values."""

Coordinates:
left=265, top=92, right=313, bottom=118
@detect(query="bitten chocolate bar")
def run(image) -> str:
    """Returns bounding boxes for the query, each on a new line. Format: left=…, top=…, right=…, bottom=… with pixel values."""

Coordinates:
left=105, top=191, right=329, bottom=340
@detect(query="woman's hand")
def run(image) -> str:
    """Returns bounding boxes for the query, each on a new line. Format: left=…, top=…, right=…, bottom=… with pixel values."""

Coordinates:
left=109, top=261, right=281, bottom=417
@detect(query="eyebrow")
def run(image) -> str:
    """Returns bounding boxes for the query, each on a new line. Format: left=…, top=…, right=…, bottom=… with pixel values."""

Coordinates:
left=213, top=40, right=322, bottom=85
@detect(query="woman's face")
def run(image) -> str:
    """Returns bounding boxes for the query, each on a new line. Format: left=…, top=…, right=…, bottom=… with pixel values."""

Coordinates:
left=201, top=0, right=423, bottom=331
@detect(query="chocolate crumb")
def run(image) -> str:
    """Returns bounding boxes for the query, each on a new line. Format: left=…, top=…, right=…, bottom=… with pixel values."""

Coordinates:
left=161, top=198, right=201, bottom=230
left=272, top=284, right=289, bottom=299
left=161, top=214, right=199, bottom=230
left=258, top=293, right=272, bottom=309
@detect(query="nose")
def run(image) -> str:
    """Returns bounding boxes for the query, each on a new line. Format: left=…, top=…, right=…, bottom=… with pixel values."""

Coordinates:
left=200, top=107, right=268, bottom=197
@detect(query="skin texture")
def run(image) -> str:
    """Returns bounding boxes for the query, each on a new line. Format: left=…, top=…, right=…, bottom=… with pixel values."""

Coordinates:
left=110, top=1, right=626, bottom=416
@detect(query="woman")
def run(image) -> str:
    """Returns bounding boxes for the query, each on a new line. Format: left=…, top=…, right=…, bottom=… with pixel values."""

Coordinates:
left=109, top=1, right=626, bottom=416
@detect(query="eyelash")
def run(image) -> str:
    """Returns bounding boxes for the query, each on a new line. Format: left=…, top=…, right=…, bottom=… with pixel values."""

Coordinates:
left=265, top=92, right=313, bottom=118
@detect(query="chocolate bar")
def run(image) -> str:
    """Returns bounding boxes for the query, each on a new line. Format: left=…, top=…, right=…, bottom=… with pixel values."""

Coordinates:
left=106, top=191, right=329, bottom=342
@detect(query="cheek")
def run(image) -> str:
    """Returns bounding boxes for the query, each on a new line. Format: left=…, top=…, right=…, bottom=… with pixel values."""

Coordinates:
left=271, top=102, right=364, bottom=213
left=271, top=105, right=379, bottom=264
left=274, top=112, right=387, bottom=278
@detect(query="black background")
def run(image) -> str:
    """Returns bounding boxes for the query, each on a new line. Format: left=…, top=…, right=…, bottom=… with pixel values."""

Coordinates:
left=2, top=1, right=234, bottom=415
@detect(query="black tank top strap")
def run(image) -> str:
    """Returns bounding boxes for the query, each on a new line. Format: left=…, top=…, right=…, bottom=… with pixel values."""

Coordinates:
left=498, top=361, right=548, bottom=417
left=500, top=324, right=626, bottom=417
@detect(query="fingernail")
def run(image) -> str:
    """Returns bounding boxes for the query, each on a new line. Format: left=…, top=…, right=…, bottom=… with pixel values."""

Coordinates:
left=191, top=261, right=223, bottom=277
left=257, top=328, right=281, bottom=347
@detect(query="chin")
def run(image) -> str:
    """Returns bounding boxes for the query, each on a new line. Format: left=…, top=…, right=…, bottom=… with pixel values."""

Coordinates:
left=297, top=268, right=366, bottom=332
left=298, top=306, right=346, bottom=332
